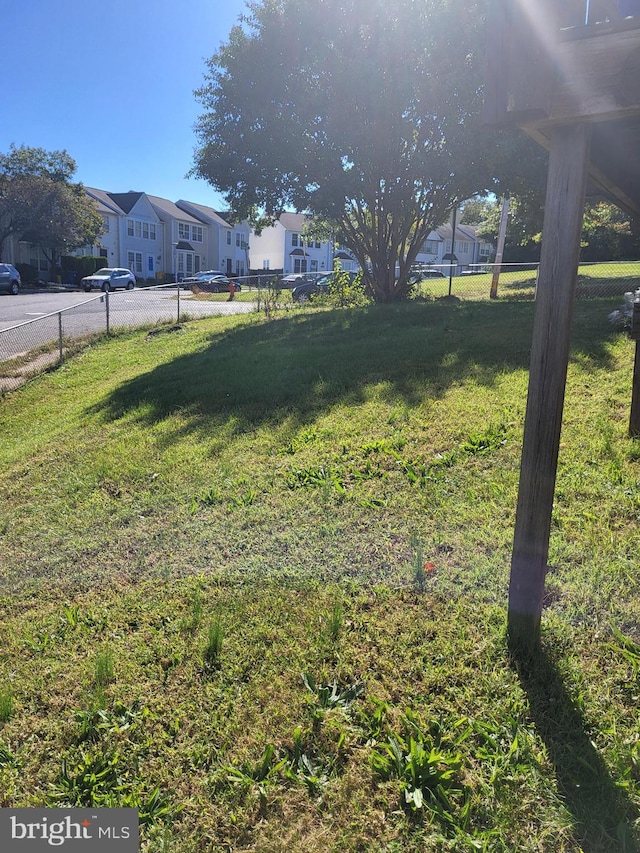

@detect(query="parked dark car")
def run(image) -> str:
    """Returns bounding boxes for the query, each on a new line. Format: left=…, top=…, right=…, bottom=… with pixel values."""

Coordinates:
left=187, top=273, right=241, bottom=293
left=280, top=273, right=317, bottom=288
left=292, top=271, right=359, bottom=302
left=181, top=270, right=224, bottom=288
left=0, top=263, right=21, bottom=295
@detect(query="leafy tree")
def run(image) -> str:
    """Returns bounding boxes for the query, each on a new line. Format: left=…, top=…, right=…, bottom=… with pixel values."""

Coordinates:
left=0, top=144, right=103, bottom=270
left=581, top=201, right=640, bottom=261
left=474, top=196, right=545, bottom=262
left=192, top=0, right=500, bottom=302
left=459, top=197, right=494, bottom=226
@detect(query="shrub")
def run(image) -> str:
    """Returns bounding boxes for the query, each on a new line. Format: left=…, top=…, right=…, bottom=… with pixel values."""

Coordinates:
left=15, top=262, right=39, bottom=284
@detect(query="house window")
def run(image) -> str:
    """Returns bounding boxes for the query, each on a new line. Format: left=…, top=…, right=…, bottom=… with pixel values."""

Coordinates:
left=226, top=231, right=232, bottom=245
left=263, top=260, right=270, bottom=269
left=236, top=233, right=241, bottom=247
left=294, top=258, right=307, bottom=273
left=186, top=254, right=193, bottom=274
left=455, top=240, right=471, bottom=254
left=291, top=233, right=300, bottom=247
left=422, top=239, right=438, bottom=254
left=178, top=223, right=190, bottom=240
left=102, top=215, right=110, bottom=232
left=191, top=225, right=203, bottom=242
left=128, top=251, right=143, bottom=275
left=29, top=251, right=48, bottom=272
left=127, top=218, right=156, bottom=239
left=315, top=240, right=321, bottom=249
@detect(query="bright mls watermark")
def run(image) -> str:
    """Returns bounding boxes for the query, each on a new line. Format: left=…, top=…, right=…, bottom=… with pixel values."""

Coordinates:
left=0, top=809, right=138, bottom=851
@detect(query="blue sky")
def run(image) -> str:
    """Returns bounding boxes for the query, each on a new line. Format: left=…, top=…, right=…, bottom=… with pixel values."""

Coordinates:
left=4, top=0, right=248, bottom=208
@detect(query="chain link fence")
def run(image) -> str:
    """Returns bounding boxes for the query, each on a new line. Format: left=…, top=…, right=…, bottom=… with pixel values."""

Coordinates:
left=1, top=262, right=639, bottom=394
left=0, top=282, right=254, bottom=394
left=411, top=260, right=640, bottom=302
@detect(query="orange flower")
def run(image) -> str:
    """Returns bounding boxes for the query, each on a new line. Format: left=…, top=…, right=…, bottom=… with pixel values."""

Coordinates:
left=423, top=561, right=435, bottom=574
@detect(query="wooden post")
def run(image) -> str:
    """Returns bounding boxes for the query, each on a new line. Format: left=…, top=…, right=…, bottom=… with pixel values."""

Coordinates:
left=508, top=123, right=591, bottom=650
left=490, top=195, right=510, bottom=299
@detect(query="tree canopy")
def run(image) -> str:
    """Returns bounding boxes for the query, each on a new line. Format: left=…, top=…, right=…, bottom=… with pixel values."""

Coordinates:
left=192, top=0, right=508, bottom=301
left=0, top=144, right=103, bottom=268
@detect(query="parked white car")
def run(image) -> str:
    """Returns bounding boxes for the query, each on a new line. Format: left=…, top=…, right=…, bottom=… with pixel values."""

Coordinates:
left=81, top=268, right=136, bottom=292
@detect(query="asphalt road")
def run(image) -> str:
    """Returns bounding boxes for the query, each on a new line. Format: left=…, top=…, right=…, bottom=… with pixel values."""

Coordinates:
left=0, top=287, right=254, bottom=360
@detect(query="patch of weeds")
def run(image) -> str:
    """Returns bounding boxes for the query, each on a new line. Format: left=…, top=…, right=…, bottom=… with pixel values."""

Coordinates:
left=302, top=672, right=364, bottom=726
left=355, top=697, right=389, bottom=744
left=325, top=598, right=344, bottom=643
left=62, top=603, right=80, bottom=628
left=0, top=739, right=18, bottom=767
left=460, top=423, right=508, bottom=456
left=397, top=422, right=509, bottom=487
left=283, top=726, right=332, bottom=798
left=94, top=647, right=115, bottom=687
left=203, top=615, right=224, bottom=671
left=198, top=487, right=222, bottom=507
left=23, top=629, right=54, bottom=653
left=180, top=588, right=204, bottom=634
left=371, top=710, right=468, bottom=829
left=51, top=750, right=174, bottom=824
left=362, top=439, right=396, bottom=456
left=230, top=489, right=257, bottom=507
left=0, top=689, right=13, bottom=723
left=222, top=743, right=285, bottom=816
left=285, top=465, right=346, bottom=496
left=73, top=700, right=147, bottom=744
left=52, top=749, right=123, bottom=807
left=409, top=538, right=435, bottom=593
left=609, top=623, right=640, bottom=679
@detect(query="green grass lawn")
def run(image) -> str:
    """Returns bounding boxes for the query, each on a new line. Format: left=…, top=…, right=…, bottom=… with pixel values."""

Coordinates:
left=413, top=261, right=640, bottom=303
left=0, top=299, right=639, bottom=852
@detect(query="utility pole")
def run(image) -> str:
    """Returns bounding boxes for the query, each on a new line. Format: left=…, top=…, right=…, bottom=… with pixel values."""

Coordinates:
left=490, top=195, right=510, bottom=299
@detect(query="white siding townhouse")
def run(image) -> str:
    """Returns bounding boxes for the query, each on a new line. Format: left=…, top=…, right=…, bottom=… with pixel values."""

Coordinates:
left=414, top=224, right=494, bottom=271
left=90, top=190, right=165, bottom=280
left=176, top=200, right=250, bottom=277
left=146, top=195, right=214, bottom=281
left=249, top=213, right=335, bottom=274
left=79, top=191, right=250, bottom=281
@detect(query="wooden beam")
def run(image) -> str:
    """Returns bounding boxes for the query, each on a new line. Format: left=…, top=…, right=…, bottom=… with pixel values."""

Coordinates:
left=525, top=27, right=640, bottom=126
left=524, top=122, right=640, bottom=220
left=508, top=123, right=591, bottom=650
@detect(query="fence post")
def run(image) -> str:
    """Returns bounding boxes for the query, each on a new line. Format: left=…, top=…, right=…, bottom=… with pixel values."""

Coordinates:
left=105, top=290, right=110, bottom=335
left=177, top=282, right=180, bottom=323
left=58, top=312, right=63, bottom=364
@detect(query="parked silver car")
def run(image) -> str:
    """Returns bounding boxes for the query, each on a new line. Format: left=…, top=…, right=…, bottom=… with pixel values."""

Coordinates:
left=81, top=268, right=136, bottom=292
left=0, top=263, right=21, bottom=295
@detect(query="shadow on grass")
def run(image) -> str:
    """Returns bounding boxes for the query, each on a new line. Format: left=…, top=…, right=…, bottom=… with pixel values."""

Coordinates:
left=511, top=643, right=639, bottom=853
left=89, top=301, right=619, bottom=441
